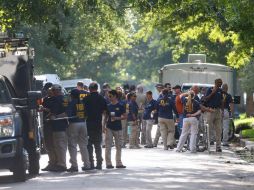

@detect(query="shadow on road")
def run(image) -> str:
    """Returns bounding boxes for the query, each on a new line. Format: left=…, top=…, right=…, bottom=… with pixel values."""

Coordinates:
left=0, top=174, right=35, bottom=184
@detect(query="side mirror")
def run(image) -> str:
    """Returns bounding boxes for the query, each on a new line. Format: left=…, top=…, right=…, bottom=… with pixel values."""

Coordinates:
left=27, top=91, right=42, bottom=109
left=233, top=96, right=241, bottom=104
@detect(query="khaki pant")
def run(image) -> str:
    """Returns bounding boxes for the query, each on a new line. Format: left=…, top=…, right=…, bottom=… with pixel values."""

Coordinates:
left=144, top=120, right=154, bottom=146
left=105, top=128, right=123, bottom=166
left=121, top=119, right=128, bottom=145
left=138, top=112, right=146, bottom=145
left=177, top=117, right=199, bottom=152
left=158, top=118, right=175, bottom=149
left=205, top=109, right=222, bottom=148
left=53, top=131, right=67, bottom=167
left=67, top=122, right=90, bottom=168
left=43, top=122, right=57, bottom=166
left=153, top=125, right=161, bottom=146
left=128, top=121, right=139, bottom=147
left=222, top=109, right=230, bottom=145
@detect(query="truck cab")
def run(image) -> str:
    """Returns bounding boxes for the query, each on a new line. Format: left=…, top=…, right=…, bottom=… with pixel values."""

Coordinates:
left=0, top=35, right=41, bottom=181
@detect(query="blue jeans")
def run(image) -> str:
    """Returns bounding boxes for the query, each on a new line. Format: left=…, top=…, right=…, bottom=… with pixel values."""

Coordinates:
left=177, top=114, right=184, bottom=136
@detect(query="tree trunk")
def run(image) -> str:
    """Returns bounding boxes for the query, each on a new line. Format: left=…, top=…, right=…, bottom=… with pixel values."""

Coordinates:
left=246, top=92, right=254, bottom=117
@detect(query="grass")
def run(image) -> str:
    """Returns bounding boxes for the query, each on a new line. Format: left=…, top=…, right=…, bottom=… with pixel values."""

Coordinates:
left=241, top=129, right=254, bottom=138
left=247, top=138, right=254, bottom=142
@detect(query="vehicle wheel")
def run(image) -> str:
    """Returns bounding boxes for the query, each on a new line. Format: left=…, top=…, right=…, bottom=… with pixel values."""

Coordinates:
left=28, top=150, right=40, bottom=175
left=13, top=149, right=28, bottom=182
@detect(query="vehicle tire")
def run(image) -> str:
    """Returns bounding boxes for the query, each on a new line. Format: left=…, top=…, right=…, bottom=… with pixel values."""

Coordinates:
left=28, top=149, right=40, bottom=175
left=13, top=149, right=28, bottom=182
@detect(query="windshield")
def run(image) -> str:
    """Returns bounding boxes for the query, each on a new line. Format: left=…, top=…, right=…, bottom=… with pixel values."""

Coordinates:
left=0, top=81, right=11, bottom=103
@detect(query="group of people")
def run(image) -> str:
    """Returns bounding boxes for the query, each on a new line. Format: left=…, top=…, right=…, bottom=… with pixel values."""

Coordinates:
left=149, top=79, right=233, bottom=153
left=41, top=82, right=126, bottom=172
left=40, top=78, right=233, bottom=172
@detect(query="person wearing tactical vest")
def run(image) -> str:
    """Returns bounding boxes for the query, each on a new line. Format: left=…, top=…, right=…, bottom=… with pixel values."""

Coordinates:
left=203, top=79, right=224, bottom=152
left=48, top=84, right=69, bottom=172
left=157, top=89, right=178, bottom=150
left=66, top=89, right=91, bottom=172
left=221, top=83, right=234, bottom=146
left=76, top=81, right=89, bottom=101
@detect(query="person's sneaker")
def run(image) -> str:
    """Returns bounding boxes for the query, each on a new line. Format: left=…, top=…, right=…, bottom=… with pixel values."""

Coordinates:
left=144, top=145, right=153, bottom=148
left=51, top=165, right=67, bottom=172
left=153, top=144, right=157, bottom=148
left=41, top=164, right=55, bottom=171
left=222, top=143, right=229, bottom=147
left=106, top=165, right=114, bottom=169
left=116, top=165, right=126, bottom=169
left=82, top=166, right=93, bottom=171
left=167, top=145, right=174, bottom=150
left=197, top=147, right=206, bottom=152
left=216, top=147, right=222, bottom=152
left=67, top=166, right=78, bottom=172
left=95, top=165, right=102, bottom=170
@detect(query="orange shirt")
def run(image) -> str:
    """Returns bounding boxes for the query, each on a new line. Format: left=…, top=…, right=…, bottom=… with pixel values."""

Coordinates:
left=175, top=95, right=184, bottom=114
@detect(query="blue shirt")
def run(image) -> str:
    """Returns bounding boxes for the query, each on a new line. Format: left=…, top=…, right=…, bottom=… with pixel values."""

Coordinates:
left=119, top=99, right=127, bottom=108
left=204, top=87, right=223, bottom=108
left=67, top=98, right=86, bottom=123
left=157, top=96, right=178, bottom=119
left=194, top=95, right=200, bottom=103
left=222, top=92, right=233, bottom=112
left=181, top=96, right=201, bottom=119
left=106, top=102, right=125, bottom=131
left=127, top=100, right=139, bottom=121
left=48, top=95, right=69, bottom=132
left=143, top=99, right=157, bottom=120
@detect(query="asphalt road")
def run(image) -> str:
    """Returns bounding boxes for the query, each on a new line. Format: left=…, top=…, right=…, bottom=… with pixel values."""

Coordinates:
left=0, top=144, right=254, bottom=190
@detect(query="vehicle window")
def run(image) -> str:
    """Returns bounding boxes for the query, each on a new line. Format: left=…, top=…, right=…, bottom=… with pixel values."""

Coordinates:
left=0, top=81, right=11, bottom=103
left=181, top=86, right=192, bottom=92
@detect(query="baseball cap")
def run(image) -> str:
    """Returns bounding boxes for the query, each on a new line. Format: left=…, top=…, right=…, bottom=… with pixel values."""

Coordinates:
left=51, top=84, right=62, bottom=90
left=102, top=83, right=110, bottom=89
left=155, top=83, right=163, bottom=88
left=43, top=82, right=53, bottom=90
left=172, top=85, right=181, bottom=89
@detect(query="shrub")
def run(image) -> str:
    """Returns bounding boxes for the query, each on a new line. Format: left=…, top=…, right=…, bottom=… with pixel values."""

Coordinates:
left=234, top=117, right=254, bottom=134
left=241, top=129, right=254, bottom=138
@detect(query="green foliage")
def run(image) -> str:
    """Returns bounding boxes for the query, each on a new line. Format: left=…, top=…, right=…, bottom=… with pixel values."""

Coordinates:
left=1, top=0, right=254, bottom=87
left=240, top=63, right=254, bottom=93
left=234, top=117, right=254, bottom=129
left=241, top=129, right=254, bottom=138
left=134, top=0, right=254, bottom=68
